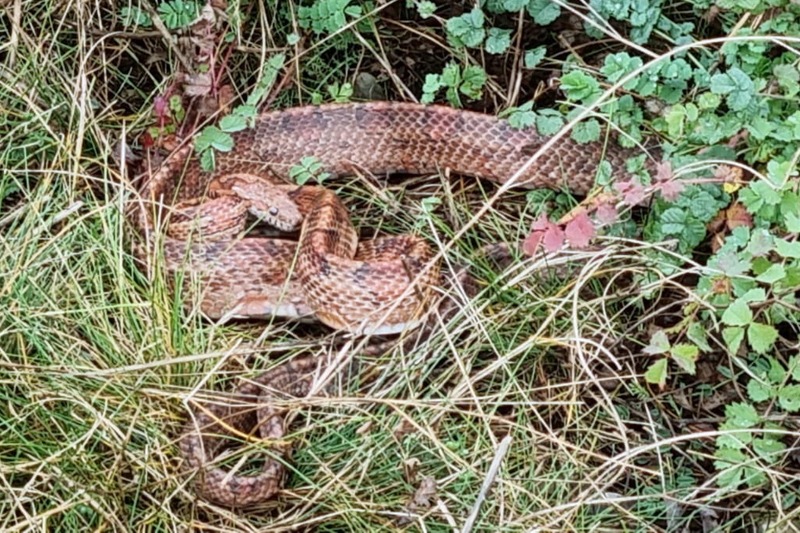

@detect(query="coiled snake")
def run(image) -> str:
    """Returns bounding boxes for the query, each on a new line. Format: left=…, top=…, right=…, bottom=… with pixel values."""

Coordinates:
left=129, top=102, right=656, bottom=507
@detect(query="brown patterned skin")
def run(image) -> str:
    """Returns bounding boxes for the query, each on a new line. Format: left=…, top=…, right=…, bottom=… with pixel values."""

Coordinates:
left=131, top=102, right=655, bottom=326
left=128, top=102, right=657, bottom=506
left=179, top=356, right=327, bottom=507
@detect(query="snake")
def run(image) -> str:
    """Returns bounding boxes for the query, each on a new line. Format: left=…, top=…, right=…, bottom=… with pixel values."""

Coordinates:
left=128, top=101, right=658, bottom=507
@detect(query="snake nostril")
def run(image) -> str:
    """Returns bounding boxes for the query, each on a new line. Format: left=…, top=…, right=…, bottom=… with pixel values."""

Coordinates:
left=269, top=207, right=279, bottom=216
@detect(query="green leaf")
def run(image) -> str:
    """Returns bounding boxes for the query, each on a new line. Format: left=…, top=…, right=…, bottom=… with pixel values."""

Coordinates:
left=644, top=358, right=668, bottom=387
left=748, top=323, right=778, bottom=354
left=723, top=326, right=745, bottom=353
left=247, top=54, right=286, bottom=107
left=535, top=110, right=564, bottom=135
left=219, top=114, right=248, bottom=133
left=714, top=447, right=747, bottom=489
left=789, top=355, right=800, bottom=382
left=446, top=7, right=486, bottom=48
left=740, top=288, right=767, bottom=304
left=726, top=402, right=760, bottom=427
left=601, top=52, right=644, bottom=87
left=415, top=0, right=436, bottom=18
left=120, top=6, right=153, bottom=27
left=775, top=238, right=800, bottom=259
left=785, top=213, right=800, bottom=233
left=671, top=343, right=699, bottom=374
left=526, top=0, right=561, bottom=25
left=753, top=436, right=787, bottom=459
left=721, top=299, right=753, bottom=327
left=643, top=330, right=670, bottom=355
left=716, top=422, right=753, bottom=450
left=571, top=119, right=600, bottom=143
left=504, top=102, right=536, bottom=129
left=485, top=27, right=511, bottom=54
left=194, top=126, right=234, bottom=153
left=560, top=70, right=601, bottom=102
left=157, top=0, right=201, bottom=30
left=289, top=156, right=331, bottom=185
left=747, top=378, right=773, bottom=402
left=778, top=385, right=800, bottom=412
left=687, top=322, right=712, bottom=352
left=460, top=66, right=487, bottom=100
left=755, top=264, right=786, bottom=284
left=524, top=46, right=547, bottom=69
left=199, top=147, right=215, bottom=172
left=709, top=68, right=755, bottom=111
left=421, top=73, right=443, bottom=104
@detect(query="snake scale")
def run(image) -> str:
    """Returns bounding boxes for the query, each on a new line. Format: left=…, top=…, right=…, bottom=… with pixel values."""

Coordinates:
left=129, top=101, right=656, bottom=507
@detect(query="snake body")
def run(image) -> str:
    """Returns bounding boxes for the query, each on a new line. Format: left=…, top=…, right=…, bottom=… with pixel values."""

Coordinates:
left=130, top=101, right=656, bottom=506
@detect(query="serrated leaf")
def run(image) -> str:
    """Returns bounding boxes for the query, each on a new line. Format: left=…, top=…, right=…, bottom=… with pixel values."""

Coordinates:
left=747, top=378, right=773, bottom=402
left=717, top=419, right=753, bottom=449
left=755, top=264, right=786, bottom=284
left=485, top=27, right=511, bottom=54
left=740, top=288, right=767, bottom=304
left=786, top=213, right=800, bottom=232
left=524, top=46, right=546, bottom=69
left=747, top=322, right=778, bottom=354
left=526, top=0, right=560, bottom=25
left=788, top=355, right=800, bottom=382
left=644, top=358, right=668, bottom=387
left=415, top=0, right=436, bottom=17
left=195, top=126, right=234, bottom=153
left=671, top=343, right=699, bottom=374
left=506, top=106, right=536, bottom=129
left=643, top=330, right=670, bottom=355
left=778, top=385, right=800, bottom=412
left=199, top=147, right=215, bottom=172
left=687, top=322, right=712, bottom=352
left=709, top=68, right=755, bottom=111
left=726, top=402, right=760, bottom=427
left=723, top=326, right=744, bottom=354
left=721, top=299, right=753, bottom=327
left=753, top=436, right=787, bottom=458
left=775, top=238, right=800, bottom=259
left=535, top=110, right=564, bottom=135
left=219, top=114, right=248, bottom=133
left=571, top=119, right=600, bottom=143
left=560, top=71, right=601, bottom=102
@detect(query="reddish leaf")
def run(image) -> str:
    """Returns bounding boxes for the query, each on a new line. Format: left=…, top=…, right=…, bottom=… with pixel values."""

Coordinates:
left=531, top=213, right=552, bottom=231
left=564, top=211, right=595, bottom=248
left=614, top=180, right=646, bottom=206
left=725, top=202, right=753, bottom=230
left=595, top=203, right=619, bottom=225
left=522, top=231, right=544, bottom=256
left=140, top=129, right=156, bottom=149
left=542, top=225, right=566, bottom=252
left=658, top=179, right=685, bottom=201
left=654, top=160, right=674, bottom=182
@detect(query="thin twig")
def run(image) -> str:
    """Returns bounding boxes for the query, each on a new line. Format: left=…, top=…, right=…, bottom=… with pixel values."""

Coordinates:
left=461, top=435, right=513, bottom=533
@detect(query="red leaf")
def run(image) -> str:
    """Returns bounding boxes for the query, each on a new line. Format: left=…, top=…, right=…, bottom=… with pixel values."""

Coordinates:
left=542, top=225, right=566, bottom=252
left=531, top=213, right=552, bottom=231
left=614, top=180, right=647, bottom=206
left=654, top=160, right=674, bottom=182
left=564, top=211, right=595, bottom=248
left=522, top=231, right=544, bottom=256
left=153, top=95, right=169, bottom=121
left=658, top=179, right=685, bottom=202
left=595, top=203, right=619, bottom=225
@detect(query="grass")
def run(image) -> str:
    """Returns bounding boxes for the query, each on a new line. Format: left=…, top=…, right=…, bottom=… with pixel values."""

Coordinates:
left=2, top=1, right=799, bottom=532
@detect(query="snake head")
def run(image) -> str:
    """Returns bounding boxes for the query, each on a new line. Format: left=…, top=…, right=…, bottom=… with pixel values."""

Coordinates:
left=213, top=173, right=305, bottom=232
left=249, top=195, right=304, bottom=232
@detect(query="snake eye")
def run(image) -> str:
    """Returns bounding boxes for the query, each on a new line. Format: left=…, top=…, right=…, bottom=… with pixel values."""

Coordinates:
left=269, top=207, right=279, bottom=216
